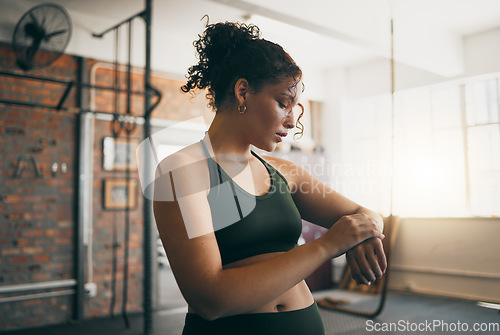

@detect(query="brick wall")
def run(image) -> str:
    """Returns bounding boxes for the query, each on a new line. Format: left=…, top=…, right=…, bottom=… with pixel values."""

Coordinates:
left=0, top=43, right=212, bottom=331
left=0, top=42, right=78, bottom=330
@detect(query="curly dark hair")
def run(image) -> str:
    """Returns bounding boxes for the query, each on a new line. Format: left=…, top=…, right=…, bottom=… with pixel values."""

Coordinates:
left=181, top=19, right=305, bottom=137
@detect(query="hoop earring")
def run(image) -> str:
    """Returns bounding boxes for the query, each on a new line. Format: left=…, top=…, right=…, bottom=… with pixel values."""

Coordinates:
left=238, top=104, right=247, bottom=114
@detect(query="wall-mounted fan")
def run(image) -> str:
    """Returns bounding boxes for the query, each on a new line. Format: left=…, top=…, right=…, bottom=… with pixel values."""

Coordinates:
left=12, top=3, right=72, bottom=71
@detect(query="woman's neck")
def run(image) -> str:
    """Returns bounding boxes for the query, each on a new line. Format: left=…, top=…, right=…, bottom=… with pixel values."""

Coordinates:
left=205, top=111, right=253, bottom=160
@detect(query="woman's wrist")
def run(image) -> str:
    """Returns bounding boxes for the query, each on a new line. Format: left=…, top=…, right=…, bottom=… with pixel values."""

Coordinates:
left=314, top=235, right=337, bottom=259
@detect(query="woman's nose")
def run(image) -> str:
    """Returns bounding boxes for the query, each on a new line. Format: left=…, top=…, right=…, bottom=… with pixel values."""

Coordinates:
left=284, top=113, right=295, bottom=129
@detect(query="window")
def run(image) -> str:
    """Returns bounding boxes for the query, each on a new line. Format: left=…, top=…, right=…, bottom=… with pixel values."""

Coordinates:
left=340, top=74, right=500, bottom=218
left=465, top=79, right=500, bottom=216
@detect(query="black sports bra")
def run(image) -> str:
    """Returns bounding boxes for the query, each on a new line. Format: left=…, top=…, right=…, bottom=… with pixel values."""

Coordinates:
left=200, top=140, right=302, bottom=265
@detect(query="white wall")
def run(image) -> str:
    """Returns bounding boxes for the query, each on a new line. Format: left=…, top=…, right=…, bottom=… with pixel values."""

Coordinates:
left=345, top=59, right=447, bottom=99
left=390, top=217, right=500, bottom=303
left=340, top=26, right=500, bottom=100
left=320, top=68, right=345, bottom=164
left=465, top=27, right=500, bottom=77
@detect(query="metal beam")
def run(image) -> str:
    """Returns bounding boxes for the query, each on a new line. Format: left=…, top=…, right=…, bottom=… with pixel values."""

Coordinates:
left=143, top=0, right=154, bottom=334
left=74, top=56, right=87, bottom=321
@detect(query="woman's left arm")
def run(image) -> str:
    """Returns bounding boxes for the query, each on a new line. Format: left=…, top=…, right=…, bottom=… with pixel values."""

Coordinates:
left=265, top=156, right=387, bottom=285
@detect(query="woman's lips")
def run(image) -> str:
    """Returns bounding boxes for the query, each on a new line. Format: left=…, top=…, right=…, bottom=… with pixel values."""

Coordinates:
left=275, top=133, right=287, bottom=142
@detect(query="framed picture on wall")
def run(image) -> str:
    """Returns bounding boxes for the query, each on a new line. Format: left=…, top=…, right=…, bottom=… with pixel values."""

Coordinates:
left=103, top=137, right=138, bottom=171
left=103, top=179, right=137, bottom=210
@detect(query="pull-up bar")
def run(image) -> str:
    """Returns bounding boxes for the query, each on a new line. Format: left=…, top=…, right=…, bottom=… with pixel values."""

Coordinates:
left=0, top=70, right=161, bottom=115
left=92, top=10, right=146, bottom=38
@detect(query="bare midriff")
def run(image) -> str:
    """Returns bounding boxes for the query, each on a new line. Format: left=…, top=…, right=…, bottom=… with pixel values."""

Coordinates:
left=186, top=251, right=315, bottom=315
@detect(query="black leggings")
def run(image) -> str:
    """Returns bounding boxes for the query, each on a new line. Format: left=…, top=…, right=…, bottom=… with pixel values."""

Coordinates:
left=182, top=302, right=325, bottom=335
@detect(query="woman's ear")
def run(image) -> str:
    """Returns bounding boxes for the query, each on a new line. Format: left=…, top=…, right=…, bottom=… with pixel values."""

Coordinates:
left=234, top=78, right=249, bottom=106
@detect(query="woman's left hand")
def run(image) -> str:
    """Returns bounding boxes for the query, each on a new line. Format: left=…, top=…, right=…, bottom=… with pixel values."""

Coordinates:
left=345, top=237, right=387, bottom=285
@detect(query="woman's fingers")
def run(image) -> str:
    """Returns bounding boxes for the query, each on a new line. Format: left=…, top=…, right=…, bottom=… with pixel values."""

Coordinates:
left=346, top=252, right=368, bottom=285
left=373, top=239, right=388, bottom=274
left=365, top=241, right=383, bottom=278
left=346, top=238, right=388, bottom=286
left=355, top=246, right=376, bottom=283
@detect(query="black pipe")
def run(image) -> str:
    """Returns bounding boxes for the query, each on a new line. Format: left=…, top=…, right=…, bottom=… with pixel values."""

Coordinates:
left=146, top=84, right=162, bottom=116
left=0, top=99, right=60, bottom=110
left=143, top=0, right=153, bottom=334
left=0, top=99, right=153, bottom=117
left=74, top=56, right=87, bottom=321
left=121, top=19, right=133, bottom=329
left=0, top=70, right=152, bottom=96
left=57, top=82, right=74, bottom=110
left=92, top=10, right=146, bottom=38
left=0, top=70, right=70, bottom=84
left=127, top=21, right=132, bottom=117
left=122, top=134, right=132, bottom=329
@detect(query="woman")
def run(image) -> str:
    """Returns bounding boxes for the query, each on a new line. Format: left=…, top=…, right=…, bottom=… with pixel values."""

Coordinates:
left=153, top=20, right=386, bottom=335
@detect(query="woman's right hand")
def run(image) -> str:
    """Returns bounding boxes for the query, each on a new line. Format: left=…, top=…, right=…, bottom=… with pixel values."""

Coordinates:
left=320, top=213, right=384, bottom=258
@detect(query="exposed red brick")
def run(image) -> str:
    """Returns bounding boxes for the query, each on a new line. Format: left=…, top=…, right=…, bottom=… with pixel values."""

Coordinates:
left=44, top=229, right=59, bottom=237
left=23, top=246, right=44, bottom=254
left=32, top=273, right=50, bottom=281
left=33, top=254, right=50, bottom=262
left=1, top=248, right=19, bottom=256
left=8, top=204, right=29, bottom=212
left=2, top=195, right=21, bottom=203
left=23, top=230, right=43, bottom=238
left=23, top=213, right=45, bottom=220
left=9, top=256, right=29, bottom=263
left=55, top=237, right=71, bottom=245
left=57, top=221, right=71, bottom=228
left=44, top=196, right=57, bottom=203
left=4, top=213, right=22, bottom=220
left=28, top=113, right=45, bottom=121
left=33, top=204, right=51, bottom=211
left=15, top=239, right=30, bottom=246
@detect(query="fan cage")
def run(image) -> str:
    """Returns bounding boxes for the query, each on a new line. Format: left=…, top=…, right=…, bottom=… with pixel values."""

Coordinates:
left=12, top=3, right=72, bottom=71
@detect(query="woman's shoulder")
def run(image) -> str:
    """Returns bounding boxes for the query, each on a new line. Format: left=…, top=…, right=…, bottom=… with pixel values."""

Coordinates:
left=259, top=154, right=302, bottom=189
left=155, top=142, right=211, bottom=196
left=157, top=142, right=207, bottom=172
left=260, top=154, right=298, bottom=173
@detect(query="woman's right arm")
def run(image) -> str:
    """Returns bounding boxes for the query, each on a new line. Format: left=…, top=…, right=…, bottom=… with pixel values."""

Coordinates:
left=153, top=155, right=383, bottom=321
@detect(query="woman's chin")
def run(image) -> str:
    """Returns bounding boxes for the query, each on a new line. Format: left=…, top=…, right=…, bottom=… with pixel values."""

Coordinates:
left=254, top=142, right=276, bottom=153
